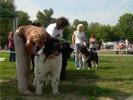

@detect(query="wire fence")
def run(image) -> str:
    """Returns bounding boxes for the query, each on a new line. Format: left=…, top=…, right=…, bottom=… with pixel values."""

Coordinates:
left=1, top=49, right=133, bottom=57
left=98, top=49, right=133, bottom=56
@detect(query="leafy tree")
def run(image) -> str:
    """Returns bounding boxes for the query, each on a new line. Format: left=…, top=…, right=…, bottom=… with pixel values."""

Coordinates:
left=87, top=23, right=101, bottom=37
left=62, top=24, right=75, bottom=43
left=36, top=8, right=55, bottom=27
left=100, top=25, right=115, bottom=42
left=0, top=0, right=16, bottom=48
left=17, top=10, right=32, bottom=26
left=0, top=0, right=15, bottom=11
left=72, top=19, right=88, bottom=32
left=117, top=13, right=133, bottom=42
left=111, top=26, right=120, bottom=41
left=87, top=23, right=116, bottom=43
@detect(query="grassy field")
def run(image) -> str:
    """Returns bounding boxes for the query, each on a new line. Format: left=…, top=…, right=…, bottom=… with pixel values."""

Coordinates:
left=0, top=52, right=133, bottom=100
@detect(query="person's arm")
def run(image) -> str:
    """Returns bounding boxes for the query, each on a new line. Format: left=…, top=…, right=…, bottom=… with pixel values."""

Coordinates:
left=83, top=32, right=87, bottom=43
left=72, top=32, right=75, bottom=47
left=8, top=34, right=12, bottom=41
left=89, top=38, right=93, bottom=44
left=25, top=39, right=34, bottom=53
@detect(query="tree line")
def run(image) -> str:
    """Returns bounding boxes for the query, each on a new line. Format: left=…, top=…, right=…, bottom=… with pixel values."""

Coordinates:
left=0, top=0, right=133, bottom=48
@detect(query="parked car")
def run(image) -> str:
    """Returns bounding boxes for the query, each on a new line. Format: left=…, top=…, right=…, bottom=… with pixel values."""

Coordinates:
left=102, top=42, right=115, bottom=49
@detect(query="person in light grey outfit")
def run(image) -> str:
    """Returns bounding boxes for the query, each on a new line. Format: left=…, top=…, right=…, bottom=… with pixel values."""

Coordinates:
left=72, top=24, right=87, bottom=70
left=14, top=25, right=47, bottom=95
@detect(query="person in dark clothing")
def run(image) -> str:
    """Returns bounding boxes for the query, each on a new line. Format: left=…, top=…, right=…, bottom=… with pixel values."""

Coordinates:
left=60, top=42, right=73, bottom=81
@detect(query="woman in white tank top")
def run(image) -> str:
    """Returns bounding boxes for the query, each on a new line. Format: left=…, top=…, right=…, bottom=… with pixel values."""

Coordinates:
left=72, top=24, right=86, bottom=69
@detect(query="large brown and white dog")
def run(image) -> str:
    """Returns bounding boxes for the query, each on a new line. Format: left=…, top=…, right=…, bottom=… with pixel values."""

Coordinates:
left=33, top=38, right=62, bottom=95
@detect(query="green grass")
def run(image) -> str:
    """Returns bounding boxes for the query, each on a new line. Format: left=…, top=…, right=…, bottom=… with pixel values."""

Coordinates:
left=0, top=52, right=133, bottom=100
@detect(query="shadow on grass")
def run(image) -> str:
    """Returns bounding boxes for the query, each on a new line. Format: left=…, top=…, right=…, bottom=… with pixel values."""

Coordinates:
left=99, top=59, right=113, bottom=63
left=66, top=70, right=99, bottom=80
left=98, top=66, right=115, bottom=70
left=0, top=69, right=132, bottom=100
left=60, top=84, right=130, bottom=100
left=0, top=78, right=131, bottom=100
left=61, top=69, right=132, bottom=99
left=0, top=78, right=26, bottom=100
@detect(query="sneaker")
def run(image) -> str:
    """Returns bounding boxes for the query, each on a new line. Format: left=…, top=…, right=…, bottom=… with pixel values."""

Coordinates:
left=76, top=67, right=80, bottom=70
left=19, top=90, right=34, bottom=96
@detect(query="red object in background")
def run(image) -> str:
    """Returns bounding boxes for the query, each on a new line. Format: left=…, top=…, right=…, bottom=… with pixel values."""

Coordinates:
left=117, top=43, right=126, bottom=49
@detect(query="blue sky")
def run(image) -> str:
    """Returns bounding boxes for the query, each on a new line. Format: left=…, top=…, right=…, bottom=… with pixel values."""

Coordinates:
left=15, top=0, right=133, bottom=25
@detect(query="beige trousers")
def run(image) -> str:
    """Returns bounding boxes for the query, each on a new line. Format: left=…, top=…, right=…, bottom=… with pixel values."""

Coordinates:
left=14, top=33, right=31, bottom=91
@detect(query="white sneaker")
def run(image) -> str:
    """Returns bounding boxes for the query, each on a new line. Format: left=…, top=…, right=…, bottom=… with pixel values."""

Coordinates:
left=77, top=67, right=80, bottom=70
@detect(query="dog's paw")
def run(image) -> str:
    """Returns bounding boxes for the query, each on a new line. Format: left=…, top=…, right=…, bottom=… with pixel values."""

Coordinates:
left=36, top=91, right=43, bottom=96
left=35, top=93, right=43, bottom=96
left=53, top=92, right=60, bottom=96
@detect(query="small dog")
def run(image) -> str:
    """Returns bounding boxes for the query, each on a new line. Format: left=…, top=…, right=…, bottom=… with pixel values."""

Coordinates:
left=79, top=45, right=99, bottom=69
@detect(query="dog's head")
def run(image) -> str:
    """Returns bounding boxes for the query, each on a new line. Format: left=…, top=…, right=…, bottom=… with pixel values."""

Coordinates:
left=79, top=45, right=89, bottom=56
left=79, top=45, right=96, bottom=59
left=43, top=37, right=61, bottom=57
left=79, top=44, right=98, bottom=63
